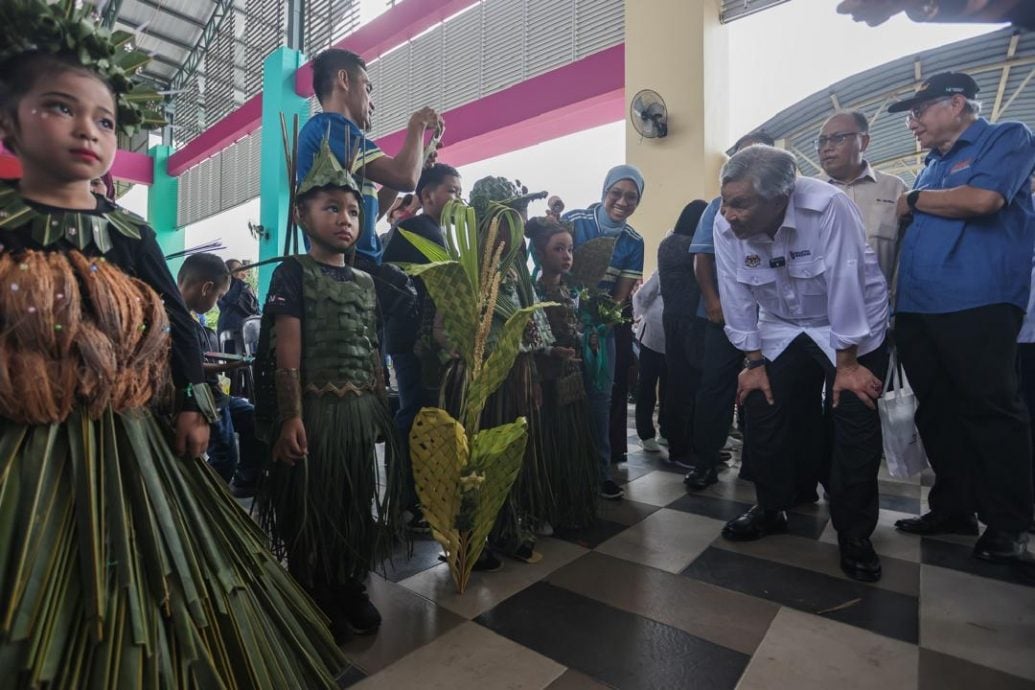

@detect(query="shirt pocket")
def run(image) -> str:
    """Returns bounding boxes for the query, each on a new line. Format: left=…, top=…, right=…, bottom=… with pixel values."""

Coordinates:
left=787, top=258, right=827, bottom=295
left=736, top=266, right=777, bottom=288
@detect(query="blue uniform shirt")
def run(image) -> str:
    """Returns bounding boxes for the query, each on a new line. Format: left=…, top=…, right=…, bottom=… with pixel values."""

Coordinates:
left=563, top=203, right=644, bottom=292
left=690, top=196, right=721, bottom=318
left=297, top=112, right=386, bottom=263
left=897, top=118, right=1035, bottom=314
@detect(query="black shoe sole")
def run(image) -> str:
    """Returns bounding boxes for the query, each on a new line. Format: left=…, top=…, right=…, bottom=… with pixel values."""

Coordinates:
left=841, top=561, right=882, bottom=583
left=972, top=549, right=1030, bottom=564
left=345, top=621, right=381, bottom=636
left=685, top=475, right=718, bottom=492
left=721, top=522, right=788, bottom=542
left=895, top=523, right=979, bottom=537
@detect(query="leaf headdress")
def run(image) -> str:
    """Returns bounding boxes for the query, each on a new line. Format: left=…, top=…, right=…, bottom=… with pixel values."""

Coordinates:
left=0, top=0, right=165, bottom=135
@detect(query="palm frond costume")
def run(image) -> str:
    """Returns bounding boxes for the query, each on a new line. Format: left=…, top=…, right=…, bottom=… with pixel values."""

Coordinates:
left=252, top=136, right=403, bottom=602
left=534, top=277, right=599, bottom=529
left=0, top=4, right=344, bottom=686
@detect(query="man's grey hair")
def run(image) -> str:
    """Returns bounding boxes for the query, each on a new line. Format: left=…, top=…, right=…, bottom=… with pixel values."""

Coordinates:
left=720, top=145, right=798, bottom=201
left=962, top=98, right=983, bottom=116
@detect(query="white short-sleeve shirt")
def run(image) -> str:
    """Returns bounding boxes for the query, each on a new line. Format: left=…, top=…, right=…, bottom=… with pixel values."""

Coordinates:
left=714, top=177, right=890, bottom=365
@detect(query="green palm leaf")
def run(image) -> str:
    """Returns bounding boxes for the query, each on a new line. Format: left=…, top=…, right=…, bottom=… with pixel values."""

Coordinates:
left=394, top=228, right=451, bottom=264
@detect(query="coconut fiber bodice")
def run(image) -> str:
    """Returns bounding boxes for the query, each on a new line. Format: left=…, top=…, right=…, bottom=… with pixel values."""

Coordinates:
left=297, top=255, right=379, bottom=394
left=0, top=249, right=170, bottom=424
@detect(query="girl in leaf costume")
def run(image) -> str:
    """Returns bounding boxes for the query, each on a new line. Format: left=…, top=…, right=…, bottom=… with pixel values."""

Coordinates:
left=0, top=2, right=345, bottom=688
left=253, top=137, right=402, bottom=641
left=526, top=217, right=600, bottom=529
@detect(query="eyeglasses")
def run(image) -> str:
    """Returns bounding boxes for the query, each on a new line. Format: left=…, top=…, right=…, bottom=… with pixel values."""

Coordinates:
left=814, top=131, right=862, bottom=149
left=606, top=188, right=640, bottom=205
left=905, top=97, right=952, bottom=123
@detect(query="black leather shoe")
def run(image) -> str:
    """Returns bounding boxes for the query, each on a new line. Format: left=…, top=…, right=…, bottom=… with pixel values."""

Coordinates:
left=684, top=466, right=718, bottom=491
left=895, top=511, right=978, bottom=536
left=839, top=536, right=882, bottom=582
left=973, top=528, right=1031, bottom=563
left=337, top=581, right=382, bottom=635
left=722, top=505, right=788, bottom=541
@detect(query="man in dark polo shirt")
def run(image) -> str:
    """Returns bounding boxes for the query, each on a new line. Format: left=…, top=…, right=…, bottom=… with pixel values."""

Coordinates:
left=382, top=163, right=462, bottom=530
left=889, top=72, right=1035, bottom=568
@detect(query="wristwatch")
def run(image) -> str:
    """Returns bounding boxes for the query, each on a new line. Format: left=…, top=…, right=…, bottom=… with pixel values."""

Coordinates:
left=744, top=357, right=767, bottom=370
left=906, top=189, right=922, bottom=211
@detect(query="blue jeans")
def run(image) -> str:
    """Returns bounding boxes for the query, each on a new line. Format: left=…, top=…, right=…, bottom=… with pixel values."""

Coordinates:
left=582, top=331, right=616, bottom=481
left=207, top=396, right=259, bottom=483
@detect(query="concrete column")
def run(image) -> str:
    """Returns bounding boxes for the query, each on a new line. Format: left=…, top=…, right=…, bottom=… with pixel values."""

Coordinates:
left=258, top=46, right=311, bottom=301
left=147, top=144, right=183, bottom=275
left=625, top=0, right=729, bottom=273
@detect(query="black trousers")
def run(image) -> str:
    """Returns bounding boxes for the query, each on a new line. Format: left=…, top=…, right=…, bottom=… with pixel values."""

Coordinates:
left=636, top=344, right=670, bottom=441
left=663, top=314, right=703, bottom=461
left=897, top=305, right=1033, bottom=532
left=1018, top=342, right=1035, bottom=499
left=692, top=318, right=741, bottom=470
left=743, top=334, right=888, bottom=539
left=610, top=320, right=635, bottom=458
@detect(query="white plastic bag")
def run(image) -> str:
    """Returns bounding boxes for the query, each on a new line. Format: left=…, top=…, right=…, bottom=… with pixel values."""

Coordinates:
left=878, top=347, right=929, bottom=479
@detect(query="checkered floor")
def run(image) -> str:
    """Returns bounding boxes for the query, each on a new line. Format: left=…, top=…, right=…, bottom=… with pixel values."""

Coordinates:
left=336, top=405, right=1035, bottom=690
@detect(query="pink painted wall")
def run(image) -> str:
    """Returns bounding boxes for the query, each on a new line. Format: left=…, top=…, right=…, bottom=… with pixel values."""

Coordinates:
left=376, top=45, right=625, bottom=168
left=0, top=144, right=154, bottom=184
left=166, top=0, right=624, bottom=180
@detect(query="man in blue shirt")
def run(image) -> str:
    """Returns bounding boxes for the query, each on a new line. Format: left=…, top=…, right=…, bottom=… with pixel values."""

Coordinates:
left=563, top=165, right=645, bottom=500
left=889, top=72, right=1035, bottom=567
left=297, top=49, right=442, bottom=265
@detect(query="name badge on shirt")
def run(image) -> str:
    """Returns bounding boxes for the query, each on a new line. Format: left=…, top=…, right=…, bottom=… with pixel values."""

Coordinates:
left=950, top=159, right=973, bottom=174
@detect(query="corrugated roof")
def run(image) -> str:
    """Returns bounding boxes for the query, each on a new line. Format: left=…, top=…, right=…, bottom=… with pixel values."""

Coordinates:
left=744, top=27, right=1035, bottom=185
left=721, top=0, right=791, bottom=23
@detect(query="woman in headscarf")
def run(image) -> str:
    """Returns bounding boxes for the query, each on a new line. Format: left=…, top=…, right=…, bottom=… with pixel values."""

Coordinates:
left=562, top=165, right=645, bottom=500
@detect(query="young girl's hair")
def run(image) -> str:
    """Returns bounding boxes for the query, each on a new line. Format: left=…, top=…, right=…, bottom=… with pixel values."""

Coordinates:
left=524, top=216, right=572, bottom=257
left=0, top=51, right=114, bottom=152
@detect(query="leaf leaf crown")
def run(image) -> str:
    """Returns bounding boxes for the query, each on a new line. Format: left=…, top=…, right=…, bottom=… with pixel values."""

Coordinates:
left=0, top=0, right=165, bottom=136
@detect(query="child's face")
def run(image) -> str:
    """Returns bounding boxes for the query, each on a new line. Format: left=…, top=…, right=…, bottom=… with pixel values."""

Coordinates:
left=298, top=188, right=362, bottom=255
left=7, top=70, right=117, bottom=183
left=421, top=175, right=462, bottom=221
left=540, top=232, right=573, bottom=275
left=180, top=276, right=230, bottom=315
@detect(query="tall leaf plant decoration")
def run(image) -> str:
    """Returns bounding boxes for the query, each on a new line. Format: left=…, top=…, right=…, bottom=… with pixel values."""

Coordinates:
left=397, top=199, right=550, bottom=593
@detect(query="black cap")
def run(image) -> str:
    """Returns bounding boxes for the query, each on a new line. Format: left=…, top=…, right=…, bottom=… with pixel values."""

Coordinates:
left=887, top=72, right=979, bottom=113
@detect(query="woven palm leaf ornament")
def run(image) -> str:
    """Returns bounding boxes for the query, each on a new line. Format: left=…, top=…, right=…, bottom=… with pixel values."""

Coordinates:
left=399, top=199, right=550, bottom=593
left=568, top=236, right=627, bottom=388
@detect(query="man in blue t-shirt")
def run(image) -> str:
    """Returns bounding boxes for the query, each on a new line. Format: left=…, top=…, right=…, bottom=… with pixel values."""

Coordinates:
left=888, top=73, right=1035, bottom=568
left=296, top=49, right=442, bottom=265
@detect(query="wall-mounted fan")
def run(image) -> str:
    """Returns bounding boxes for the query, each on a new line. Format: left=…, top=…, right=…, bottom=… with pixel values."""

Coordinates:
left=630, top=89, right=669, bottom=139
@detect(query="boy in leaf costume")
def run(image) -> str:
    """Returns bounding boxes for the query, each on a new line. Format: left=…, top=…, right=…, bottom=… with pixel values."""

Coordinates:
left=254, top=137, right=402, bottom=640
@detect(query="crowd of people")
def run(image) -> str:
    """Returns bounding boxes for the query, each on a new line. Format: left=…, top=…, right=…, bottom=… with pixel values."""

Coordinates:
left=1, top=0, right=1033, bottom=685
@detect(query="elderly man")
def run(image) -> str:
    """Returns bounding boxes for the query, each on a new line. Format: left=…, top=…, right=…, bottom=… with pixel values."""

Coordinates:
left=714, top=145, right=890, bottom=582
left=889, top=72, right=1035, bottom=565
left=818, top=111, right=908, bottom=287
left=684, top=131, right=776, bottom=491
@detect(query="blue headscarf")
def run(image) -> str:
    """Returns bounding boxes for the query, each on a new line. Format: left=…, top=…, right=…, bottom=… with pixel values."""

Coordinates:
left=596, top=164, right=645, bottom=233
